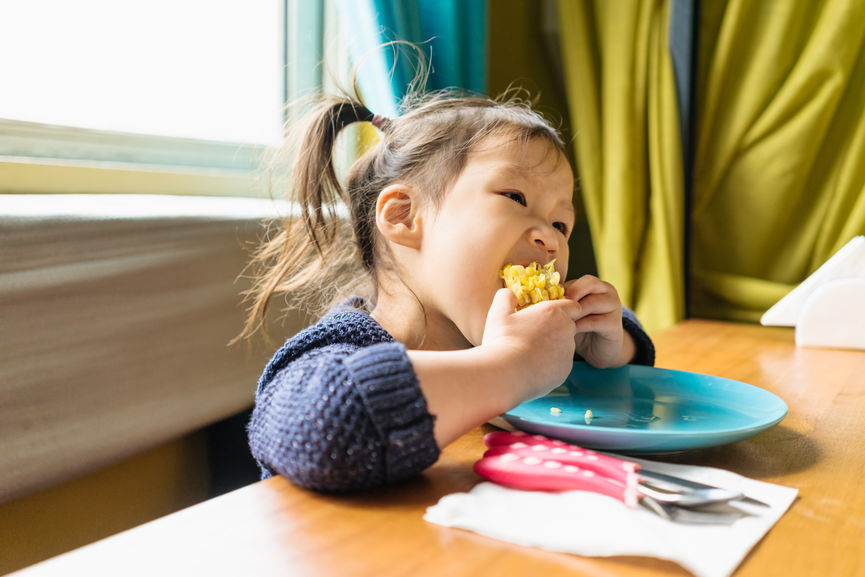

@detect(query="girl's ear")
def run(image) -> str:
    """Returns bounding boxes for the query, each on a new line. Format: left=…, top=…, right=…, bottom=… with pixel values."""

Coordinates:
left=375, top=184, right=423, bottom=249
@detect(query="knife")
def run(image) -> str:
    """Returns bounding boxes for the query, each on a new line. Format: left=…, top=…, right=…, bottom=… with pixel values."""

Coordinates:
left=635, top=467, right=770, bottom=508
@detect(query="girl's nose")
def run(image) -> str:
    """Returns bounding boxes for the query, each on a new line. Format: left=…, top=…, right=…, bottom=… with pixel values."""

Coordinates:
left=531, top=226, right=558, bottom=257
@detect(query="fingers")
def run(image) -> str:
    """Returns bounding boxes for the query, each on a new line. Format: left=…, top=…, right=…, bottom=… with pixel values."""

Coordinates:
left=573, top=292, right=621, bottom=318
left=573, top=311, right=621, bottom=334
left=564, top=274, right=618, bottom=303
left=487, top=288, right=518, bottom=320
left=565, top=275, right=621, bottom=317
left=483, top=289, right=580, bottom=358
left=563, top=275, right=623, bottom=338
left=543, top=295, right=583, bottom=322
left=492, top=287, right=583, bottom=320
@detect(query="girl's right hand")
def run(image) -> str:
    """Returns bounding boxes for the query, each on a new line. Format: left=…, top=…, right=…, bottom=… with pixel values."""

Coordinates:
left=481, top=288, right=581, bottom=402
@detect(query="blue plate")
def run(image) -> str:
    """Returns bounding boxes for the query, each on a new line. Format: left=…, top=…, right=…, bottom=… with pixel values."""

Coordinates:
left=503, top=363, right=788, bottom=454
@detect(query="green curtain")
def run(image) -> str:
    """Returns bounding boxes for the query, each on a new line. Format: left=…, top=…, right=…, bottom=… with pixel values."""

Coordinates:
left=558, top=0, right=865, bottom=330
left=691, top=0, right=865, bottom=322
left=558, top=0, right=686, bottom=334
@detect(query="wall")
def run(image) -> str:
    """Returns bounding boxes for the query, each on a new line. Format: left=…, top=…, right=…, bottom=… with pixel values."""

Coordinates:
left=0, top=434, right=209, bottom=574
left=0, top=195, right=300, bottom=574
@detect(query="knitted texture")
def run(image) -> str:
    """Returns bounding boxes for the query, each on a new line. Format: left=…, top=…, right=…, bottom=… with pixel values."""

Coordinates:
left=248, top=299, right=655, bottom=493
left=249, top=300, right=439, bottom=492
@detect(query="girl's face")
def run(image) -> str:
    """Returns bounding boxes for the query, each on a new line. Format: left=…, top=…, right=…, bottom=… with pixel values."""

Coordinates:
left=414, top=135, right=575, bottom=349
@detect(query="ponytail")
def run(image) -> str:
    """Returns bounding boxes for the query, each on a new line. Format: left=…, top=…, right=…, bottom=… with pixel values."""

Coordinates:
left=236, top=96, right=377, bottom=343
left=294, top=99, right=374, bottom=253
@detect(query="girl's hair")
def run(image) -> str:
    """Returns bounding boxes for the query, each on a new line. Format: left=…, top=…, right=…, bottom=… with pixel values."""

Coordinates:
left=238, top=87, right=567, bottom=342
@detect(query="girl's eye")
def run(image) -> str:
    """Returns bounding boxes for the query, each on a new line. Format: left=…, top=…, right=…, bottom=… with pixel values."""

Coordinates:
left=553, top=222, right=569, bottom=236
left=501, top=191, right=527, bottom=206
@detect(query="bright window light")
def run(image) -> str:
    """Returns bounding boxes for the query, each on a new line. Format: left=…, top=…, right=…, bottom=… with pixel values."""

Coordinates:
left=0, top=0, right=284, bottom=145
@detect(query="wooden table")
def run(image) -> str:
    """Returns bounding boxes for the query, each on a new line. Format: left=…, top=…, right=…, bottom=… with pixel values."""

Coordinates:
left=11, top=320, right=865, bottom=576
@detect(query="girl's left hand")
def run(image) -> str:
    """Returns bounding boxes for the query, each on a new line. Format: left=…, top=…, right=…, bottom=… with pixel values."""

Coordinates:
left=564, top=275, right=633, bottom=368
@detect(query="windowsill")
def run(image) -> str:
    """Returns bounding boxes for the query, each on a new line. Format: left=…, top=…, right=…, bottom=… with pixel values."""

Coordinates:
left=0, top=117, right=283, bottom=197
left=0, top=157, right=267, bottom=197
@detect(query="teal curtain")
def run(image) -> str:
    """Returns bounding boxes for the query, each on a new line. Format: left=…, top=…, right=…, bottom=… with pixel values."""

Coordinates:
left=334, top=0, right=487, bottom=116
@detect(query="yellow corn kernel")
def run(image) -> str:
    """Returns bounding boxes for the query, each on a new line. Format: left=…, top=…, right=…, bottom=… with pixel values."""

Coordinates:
left=500, top=260, right=564, bottom=310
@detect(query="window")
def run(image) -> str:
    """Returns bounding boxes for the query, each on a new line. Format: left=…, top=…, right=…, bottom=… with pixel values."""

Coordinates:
left=0, top=0, right=326, bottom=196
left=1, top=0, right=284, bottom=145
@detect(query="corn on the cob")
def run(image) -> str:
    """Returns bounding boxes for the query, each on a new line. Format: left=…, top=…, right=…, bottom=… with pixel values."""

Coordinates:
left=500, top=260, right=565, bottom=310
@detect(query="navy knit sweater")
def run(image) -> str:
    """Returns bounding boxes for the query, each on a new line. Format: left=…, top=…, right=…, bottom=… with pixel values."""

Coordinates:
left=248, top=298, right=655, bottom=492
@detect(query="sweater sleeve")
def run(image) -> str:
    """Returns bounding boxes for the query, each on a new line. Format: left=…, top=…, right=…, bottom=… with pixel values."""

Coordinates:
left=248, top=342, right=440, bottom=492
left=622, top=307, right=655, bottom=366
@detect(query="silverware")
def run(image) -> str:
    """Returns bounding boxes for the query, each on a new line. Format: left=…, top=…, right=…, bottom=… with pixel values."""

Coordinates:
left=640, top=497, right=752, bottom=525
left=637, top=468, right=771, bottom=508
left=479, top=432, right=769, bottom=523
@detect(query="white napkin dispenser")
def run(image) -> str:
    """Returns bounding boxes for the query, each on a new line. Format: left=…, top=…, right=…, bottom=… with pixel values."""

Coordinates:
left=761, top=236, right=865, bottom=351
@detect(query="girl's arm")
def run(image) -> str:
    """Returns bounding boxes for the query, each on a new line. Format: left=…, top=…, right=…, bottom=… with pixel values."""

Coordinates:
left=406, top=346, right=521, bottom=449
left=250, top=291, right=587, bottom=489
left=409, top=288, right=583, bottom=448
left=249, top=342, right=439, bottom=492
left=408, top=299, right=655, bottom=449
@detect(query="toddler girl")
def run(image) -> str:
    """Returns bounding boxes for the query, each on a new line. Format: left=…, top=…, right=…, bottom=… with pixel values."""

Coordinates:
left=243, top=91, right=655, bottom=492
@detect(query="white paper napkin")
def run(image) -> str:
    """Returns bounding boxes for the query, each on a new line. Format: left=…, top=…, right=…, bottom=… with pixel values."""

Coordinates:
left=761, top=235, right=865, bottom=328
left=424, top=458, right=797, bottom=577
